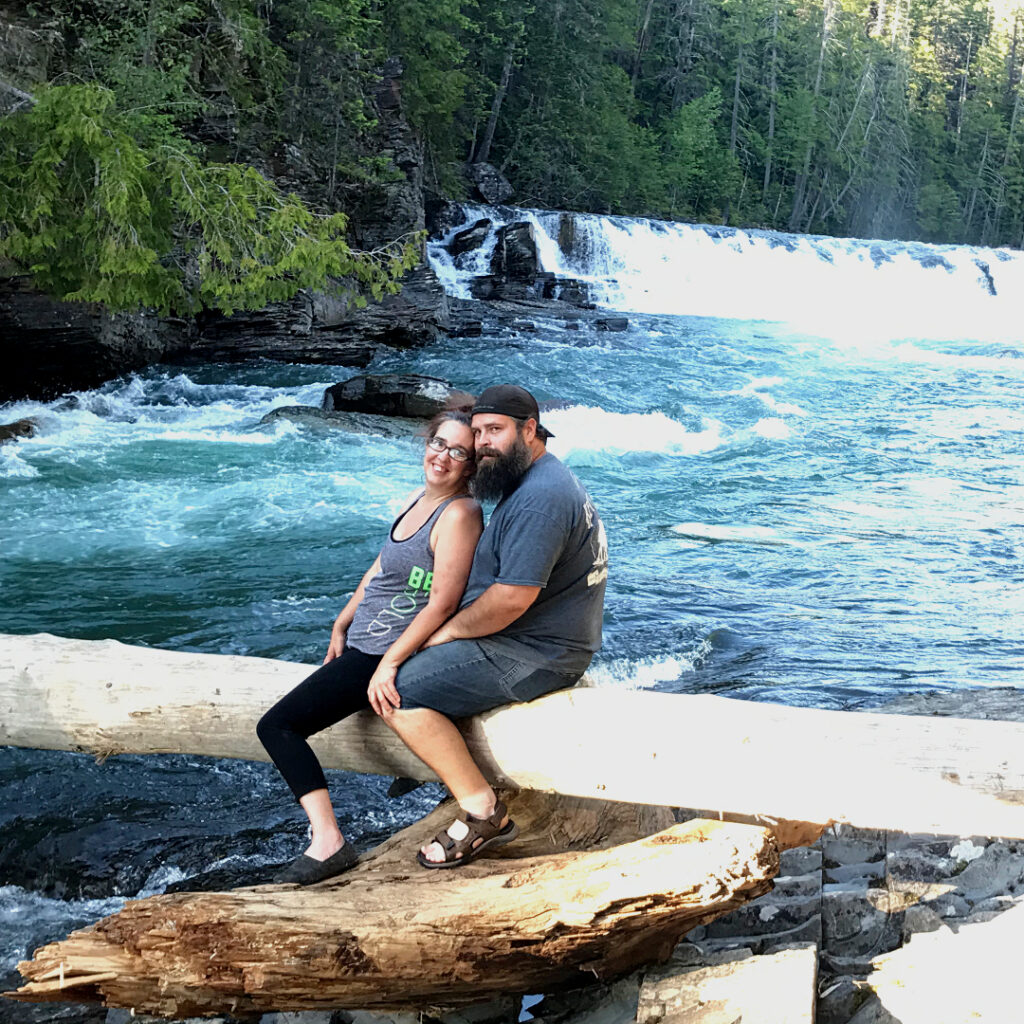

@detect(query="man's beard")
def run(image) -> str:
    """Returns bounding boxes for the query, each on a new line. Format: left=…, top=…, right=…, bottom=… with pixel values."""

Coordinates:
left=472, top=436, right=533, bottom=501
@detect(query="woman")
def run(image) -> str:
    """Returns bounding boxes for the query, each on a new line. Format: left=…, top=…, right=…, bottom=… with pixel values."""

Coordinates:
left=257, top=411, right=483, bottom=885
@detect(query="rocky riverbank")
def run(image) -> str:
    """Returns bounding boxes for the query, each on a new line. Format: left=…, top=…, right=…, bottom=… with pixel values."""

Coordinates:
left=0, top=48, right=619, bottom=407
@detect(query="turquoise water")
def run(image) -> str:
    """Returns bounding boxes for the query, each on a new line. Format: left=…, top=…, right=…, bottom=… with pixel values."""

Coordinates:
left=2, top=300, right=1023, bottom=1010
left=3, top=312, right=1023, bottom=703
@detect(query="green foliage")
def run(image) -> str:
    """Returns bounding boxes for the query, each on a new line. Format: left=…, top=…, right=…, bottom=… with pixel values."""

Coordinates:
left=0, top=85, right=419, bottom=314
left=11, top=0, right=1024, bottom=275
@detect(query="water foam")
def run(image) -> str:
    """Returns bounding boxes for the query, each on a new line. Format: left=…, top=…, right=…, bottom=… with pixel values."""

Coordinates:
left=428, top=203, right=1024, bottom=341
left=544, top=405, right=723, bottom=458
left=585, top=639, right=713, bottom=690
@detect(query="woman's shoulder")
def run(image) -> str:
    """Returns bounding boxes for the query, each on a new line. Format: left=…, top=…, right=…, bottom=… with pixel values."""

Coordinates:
left=439, top=494, right=483, bottom=527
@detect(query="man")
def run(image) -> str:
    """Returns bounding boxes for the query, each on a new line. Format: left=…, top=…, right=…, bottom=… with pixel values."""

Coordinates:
left=377, top=384, right=608, bottom=868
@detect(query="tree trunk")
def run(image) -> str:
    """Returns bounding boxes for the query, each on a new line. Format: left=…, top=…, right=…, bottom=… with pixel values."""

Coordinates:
left=763, top=0, right=780, bottom=200
left=4, top=633, right=1024, bottom=838
left=475, top=35, right=518, bottom=166
left=8, top=813, right=779, bottom=1017
left=789, top=0, right=832, bottom=230
left=632, top=0, right=658, bottom=88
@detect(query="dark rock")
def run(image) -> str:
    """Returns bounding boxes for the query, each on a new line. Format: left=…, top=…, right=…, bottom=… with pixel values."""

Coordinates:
left=869, top=244, right=894, bottom=268
left=490, top=222, right=539, bottom=281
left=450, top=218, right=493, bottom=258
left=817, top=976, right=875, bottom=1024
left=543, top=278, right=590, bottom=306
left=342, top=59, right=425, bottom=252
left=260, top=405, right=419, bottom=438
left=0, top=276, right=192, bottom=402
left=511, top=320, right=536, bottom=332
left=595, top=316, right=629, bottom=332
left=975, top=259, right=997, bottom=296
left=0, top=417, right=39, bottom=443
left=322, top=373, right=458, bottom=419
left=193, top=266, right=449, bottom=362
left=466, top=162, right=514, bottom=205
left=425, top=196, right=468, bottom=240
left=469, top=276, right=535, bottom=302
left=453, top=319, right=483, bottom=337
left=557, top=214, right=578, bottom=259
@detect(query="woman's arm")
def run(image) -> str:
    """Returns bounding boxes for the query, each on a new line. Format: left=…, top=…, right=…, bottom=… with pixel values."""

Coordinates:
left=324, top=553, right=382, bottom=663
left=367, top=499, right=483, bottom=715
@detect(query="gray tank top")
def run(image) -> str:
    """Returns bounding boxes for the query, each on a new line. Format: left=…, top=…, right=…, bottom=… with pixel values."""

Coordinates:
left=347, top=494, right=462, bottom=656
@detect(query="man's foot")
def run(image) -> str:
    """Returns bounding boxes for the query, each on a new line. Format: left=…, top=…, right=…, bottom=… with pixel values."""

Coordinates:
left=417, top=799, right=519, bottom=869
left=274, top=842, right=359, bottom=885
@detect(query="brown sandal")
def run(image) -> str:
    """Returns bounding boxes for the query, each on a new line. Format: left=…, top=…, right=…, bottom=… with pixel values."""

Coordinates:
left=416, top=799, right=520, bottom=869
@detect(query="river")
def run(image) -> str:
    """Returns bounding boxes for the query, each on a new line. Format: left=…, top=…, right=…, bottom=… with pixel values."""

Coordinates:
left=2, top=207, right=1023, bottom=1019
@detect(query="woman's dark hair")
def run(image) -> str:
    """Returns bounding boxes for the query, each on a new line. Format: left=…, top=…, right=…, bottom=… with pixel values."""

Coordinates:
left=418, top=390, right=476, bottom=442
left=424, top=409, right=472, bottom=436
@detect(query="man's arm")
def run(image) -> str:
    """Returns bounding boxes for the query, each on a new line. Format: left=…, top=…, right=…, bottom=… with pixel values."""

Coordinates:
left=423, top=582, right=540, bottom=648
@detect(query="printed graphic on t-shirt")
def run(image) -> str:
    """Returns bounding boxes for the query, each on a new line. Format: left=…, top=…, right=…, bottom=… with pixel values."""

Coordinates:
left=584, top=497, right=608, bottom=587
left=364, top=565, right=432, bottom=638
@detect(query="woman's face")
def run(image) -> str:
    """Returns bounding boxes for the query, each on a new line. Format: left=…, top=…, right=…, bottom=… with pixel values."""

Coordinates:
left=423, top=419, right=475, bottom=490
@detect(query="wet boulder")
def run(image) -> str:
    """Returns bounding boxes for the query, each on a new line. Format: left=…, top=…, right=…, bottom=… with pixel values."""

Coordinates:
left=449, top=218, right=493, bottom=258
left=0, top=417, right=39, bottom=443
left=490, top=222, right=539, bottom=281
left=322, top=373, right=470, bottom=419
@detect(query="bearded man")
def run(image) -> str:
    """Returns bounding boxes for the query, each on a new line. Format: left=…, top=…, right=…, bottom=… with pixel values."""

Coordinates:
left=376, top=384, right=608, bottom=869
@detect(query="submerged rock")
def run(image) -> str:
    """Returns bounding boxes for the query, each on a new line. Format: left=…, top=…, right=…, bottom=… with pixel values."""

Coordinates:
left=0, top=417, right=39, bottom=443
left=260, top=405, right=420, bottom=438
left=322, top=373, right=471, bottom=419
left=450, top=218, right=493, bottom=258
left=490, top=222, right=539, bottom=281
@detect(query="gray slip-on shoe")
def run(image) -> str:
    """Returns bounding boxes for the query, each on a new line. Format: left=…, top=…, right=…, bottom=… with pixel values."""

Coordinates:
left=273, top=843, right=359, bottom=885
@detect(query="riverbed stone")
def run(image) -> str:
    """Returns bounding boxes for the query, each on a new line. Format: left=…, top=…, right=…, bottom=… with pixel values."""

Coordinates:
left=821, top=884, right=903, bottom=959
left=0, top=417, right=38, bottom=443
left=822, top=828, right=885, bottom=869
left=636, top=944, right=817, bottom=1024
left=450, top=218, right=493, bottom=258
left=594, top=317, right=629, bottom=332
left=321, top=373, right=460, bottom=419
left=780, top=846, right=822, bottom=877
left=941, top=841, right=1024, bottom=903
left=530, top=975, right=640, bottom=1024
left=490, top=222, right=539, bottom=281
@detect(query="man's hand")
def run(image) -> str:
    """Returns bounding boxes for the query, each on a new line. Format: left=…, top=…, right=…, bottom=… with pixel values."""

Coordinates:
left=367, top=661, right=401, bottom=716
left=324, top=629, right=346, bottom=664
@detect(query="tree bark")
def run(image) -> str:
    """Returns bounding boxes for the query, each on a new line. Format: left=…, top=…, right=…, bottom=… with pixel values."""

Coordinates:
left=475, top=32, right=518, bottom=166
left=8, top=814, right=779, bottom=1017
left=4, top=633, right=1024, bottom=838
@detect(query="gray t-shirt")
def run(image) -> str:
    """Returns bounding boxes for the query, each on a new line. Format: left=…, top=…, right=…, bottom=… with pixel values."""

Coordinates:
left=462, top=452, right=608, bottom=674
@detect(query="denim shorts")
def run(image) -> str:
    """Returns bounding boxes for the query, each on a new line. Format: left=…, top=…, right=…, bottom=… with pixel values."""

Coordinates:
left=394, top=639, right=578, bottom=718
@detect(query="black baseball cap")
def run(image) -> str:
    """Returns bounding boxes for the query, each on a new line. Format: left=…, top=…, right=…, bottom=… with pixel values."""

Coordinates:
left=472, top=384, right=555, bottom=439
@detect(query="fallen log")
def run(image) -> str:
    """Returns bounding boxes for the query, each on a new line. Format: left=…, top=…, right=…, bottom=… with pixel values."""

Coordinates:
left=4, top=632, right=1024, bottom=837
left=8, top=814, right=779, bottom=1017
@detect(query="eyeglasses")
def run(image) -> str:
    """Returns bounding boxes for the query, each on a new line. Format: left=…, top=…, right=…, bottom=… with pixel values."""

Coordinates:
left=426, top=435, right=472, bottom=462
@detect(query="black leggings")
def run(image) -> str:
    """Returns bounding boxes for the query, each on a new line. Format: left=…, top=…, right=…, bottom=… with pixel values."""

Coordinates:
left=256, top=646, right=382, bottom=801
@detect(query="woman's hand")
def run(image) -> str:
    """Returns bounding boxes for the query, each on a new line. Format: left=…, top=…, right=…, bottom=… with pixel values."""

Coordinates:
left=422, top=625, right=455, bottom=649
left=324, top=628, right=346, bottom=664
left=368, top=661, right=402, bottom=717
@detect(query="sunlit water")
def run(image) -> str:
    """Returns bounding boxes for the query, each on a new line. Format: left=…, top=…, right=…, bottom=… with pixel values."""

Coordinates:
left=2, top=211, right=1024, bottom=1011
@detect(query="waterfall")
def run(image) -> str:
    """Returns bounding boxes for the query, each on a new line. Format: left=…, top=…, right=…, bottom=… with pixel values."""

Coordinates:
left=427, top=204, right=1024, bottom=341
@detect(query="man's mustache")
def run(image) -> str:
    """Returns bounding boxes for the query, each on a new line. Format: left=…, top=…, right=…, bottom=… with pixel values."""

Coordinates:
left=476, top=447, right=502, bottom=459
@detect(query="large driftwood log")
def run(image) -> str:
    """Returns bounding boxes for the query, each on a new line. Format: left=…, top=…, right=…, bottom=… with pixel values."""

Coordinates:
left=9, top=814, right=779, bottom=1017
left=4, top=632, right=1024, bottom=836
